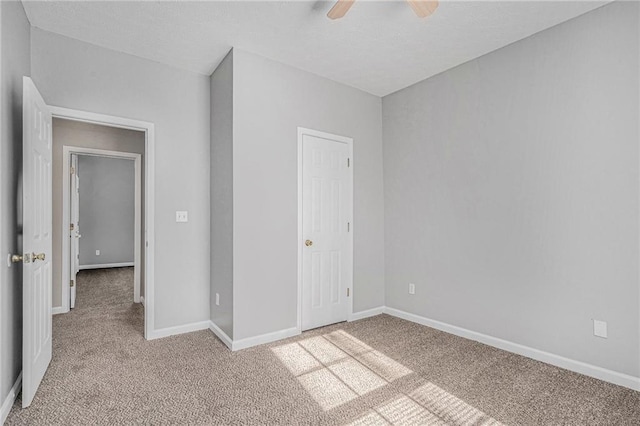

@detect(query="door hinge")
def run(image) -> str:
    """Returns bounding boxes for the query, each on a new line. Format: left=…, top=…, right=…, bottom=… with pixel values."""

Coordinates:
left=347, top=222, right=350, bottom=232
left=347, top=158, right=350, bottom=168
left=70, top=223, right=74, bottom=231
left=70, top=280, right=75, bottom=288
left=347, top=288, right=350, bottom=297
left=70, top=166, right=75, bottom=175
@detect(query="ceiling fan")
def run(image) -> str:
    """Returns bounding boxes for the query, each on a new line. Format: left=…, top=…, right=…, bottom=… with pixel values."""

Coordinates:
left=327, top=0, right=439, bottom=20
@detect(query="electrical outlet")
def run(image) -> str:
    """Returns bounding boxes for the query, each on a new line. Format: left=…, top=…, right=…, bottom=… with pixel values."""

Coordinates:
left=408, top=283, right=415, bottom=295
left=593, top=319, right=607, bottom=338
left=215, top=293, right=220, bottom=306
left=176, top=211, right=188, bottom=223
left=95, top=250, right=100, bottom=256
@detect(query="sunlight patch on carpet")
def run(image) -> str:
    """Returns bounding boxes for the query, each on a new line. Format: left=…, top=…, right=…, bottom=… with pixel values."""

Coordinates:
left=409, top=383, right=504, bottom=425
left=272, top=342, right=321, bottom=376
left=328, top=358, right=387, bottom=395
left=354, top=350, right=412, bottom=382
left=272, top=330, right=411, bottom=411
left=299, top=335, right=349, bottom=364
left=273, top=330, right=504, bottom=424
left=298, top=368, right=358, bottom=410
left=348, top=382, right=505, bottom=426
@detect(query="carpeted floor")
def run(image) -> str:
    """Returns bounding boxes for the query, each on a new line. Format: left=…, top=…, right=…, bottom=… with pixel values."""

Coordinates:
left=6, top=267, right=640, bottom=425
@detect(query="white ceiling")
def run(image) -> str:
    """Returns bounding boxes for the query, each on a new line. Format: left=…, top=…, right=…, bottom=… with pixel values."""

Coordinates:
left=21, top=0, right=608, bottom=96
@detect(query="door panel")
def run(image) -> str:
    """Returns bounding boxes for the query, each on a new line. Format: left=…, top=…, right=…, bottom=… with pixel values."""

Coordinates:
left=22, top=77, right=53, bottom=408
left=301, top=133, right=352, bottom=331
left=70, top=154, right=80, bottom=308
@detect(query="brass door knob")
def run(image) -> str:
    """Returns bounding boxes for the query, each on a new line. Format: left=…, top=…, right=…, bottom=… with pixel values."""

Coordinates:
left=32, top=253, right=46, bottom=262
left=305, top=240, right=313, bottom=247
left=10, top=254, right=23, bottom=263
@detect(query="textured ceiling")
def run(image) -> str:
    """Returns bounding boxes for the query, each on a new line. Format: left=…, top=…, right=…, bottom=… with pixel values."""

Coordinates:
left=21, top=1, right=608, bottom=96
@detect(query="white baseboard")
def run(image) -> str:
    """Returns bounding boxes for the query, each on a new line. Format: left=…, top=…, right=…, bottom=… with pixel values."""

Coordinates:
left=207, top=322, right=300, bottom=352
left=147, top=320, right=210, bottom=340
left=349, top=306, right=385, bottom=321
left=79, top=262, right=134, bottom=270
left=232, top=327, right=300, bottom=351
left=383, top=307, right=640, bottom=392
left=1, top=372, right=22, bottom=425
left=209, top=321, right=233, bottom=350
left=52, top=306, right=68, bottom=315
left=139, top=296, right=145, bottom=307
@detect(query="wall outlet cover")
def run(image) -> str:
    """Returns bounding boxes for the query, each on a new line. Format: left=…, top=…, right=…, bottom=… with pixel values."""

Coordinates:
left=95, top=249, right=100, bottom=256
left=215, top=293, right=220, bottom=306
left=408, top=283, right=416, bottom=295
left=176, top=211, right=189, bottom=222
left=593, top=319, right=608, bottom=338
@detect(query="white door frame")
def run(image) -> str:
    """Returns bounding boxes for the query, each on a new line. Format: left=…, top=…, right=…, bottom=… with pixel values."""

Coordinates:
left=62, top=147, right=142, bottom=304
left=297, top=127, right=354, bottom=332
left=51, top=106, right=155, bottom=340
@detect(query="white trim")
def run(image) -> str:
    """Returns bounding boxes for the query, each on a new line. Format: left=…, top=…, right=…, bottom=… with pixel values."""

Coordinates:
left=79, top=262, right=135, bottom=270
left=209, top=323, right=300, bottom=352
left=297, top=127, right=354, bottom=333
left=348, top=306, right=385, bottom=322
left=146, top=320, right=210, bottom=340
left=51, top=106, right=155, bottom=341
left=0, top=372, right=21, bottom=425
left=383, top=307, right=640, bottom=392
left=208, top=321, right=233, bottom=350
left=209, top=322, right=301, bottom=352
left=232, top=327, right=300, bottom=351
left=133, top=154, right=141, bottom=304
left=637, top=7, right=640, bottom=387
left=52, top=306, right=67, bottom=315
left=0, top=9, right=3, bottom=408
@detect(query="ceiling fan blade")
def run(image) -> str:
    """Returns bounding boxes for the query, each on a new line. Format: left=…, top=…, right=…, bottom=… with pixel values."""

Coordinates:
left=327, top=0, right=355, bottom=20
left=406, top=0, right=439, bottom=18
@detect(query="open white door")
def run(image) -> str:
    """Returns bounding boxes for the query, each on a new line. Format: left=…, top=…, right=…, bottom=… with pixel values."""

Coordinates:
left=300, top=131, right=353, bottom=331
left=22, top=77, right=53, bottom=408
left=70, top=154, right=80, bottom=308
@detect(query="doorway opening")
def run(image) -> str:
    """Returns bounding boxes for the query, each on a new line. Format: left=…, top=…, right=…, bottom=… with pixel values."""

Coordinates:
left=50, top=108, right=155, bottom=340
left=66, top=150, right=142, bottom=311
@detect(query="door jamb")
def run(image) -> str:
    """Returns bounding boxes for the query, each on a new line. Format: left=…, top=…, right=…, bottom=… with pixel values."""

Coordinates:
left=51, top=106, right=155, bottom=340
left=296, top=127, right=354, bottom=333
left=63, top=147, right=142, bottom=305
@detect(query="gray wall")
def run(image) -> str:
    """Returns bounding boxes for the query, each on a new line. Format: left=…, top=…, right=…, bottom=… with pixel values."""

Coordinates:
left=78, top=156, right=135, bottom=266
left=52, top=118, right=145, bottom=306
left=33, top=29, right=211, bottom=329
left=210, top=51, right=234, bottom=338
left=0, top=0, right=30, bottom=410
left=232, top=50, right=385, bottom=340
left=382, top=1, right=639, bottom=378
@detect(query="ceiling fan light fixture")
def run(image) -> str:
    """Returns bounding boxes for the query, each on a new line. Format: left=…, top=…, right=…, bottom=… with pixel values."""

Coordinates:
left=327, top=0, right=355, bottom=20
left=327, top=0, right=439, bottom=20
left=406, top=0, right=440, bottom=18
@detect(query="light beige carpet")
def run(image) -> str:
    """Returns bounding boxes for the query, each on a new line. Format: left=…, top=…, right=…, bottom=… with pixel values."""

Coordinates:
left=6, top=267, right=640, bottom=425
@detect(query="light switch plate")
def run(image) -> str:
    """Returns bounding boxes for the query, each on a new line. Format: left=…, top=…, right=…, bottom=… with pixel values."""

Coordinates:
left=176, top=211, right=188, bottom=223
left=593, top=319, right=607, bottom=338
